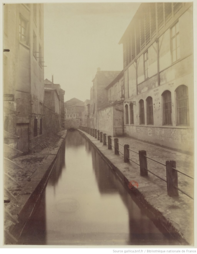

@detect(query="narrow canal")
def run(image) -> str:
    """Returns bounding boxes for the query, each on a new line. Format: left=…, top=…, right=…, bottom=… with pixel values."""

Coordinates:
left=20, top=130, right=179, bottom=245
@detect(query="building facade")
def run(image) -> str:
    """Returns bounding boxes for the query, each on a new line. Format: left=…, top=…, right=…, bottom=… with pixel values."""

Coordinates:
left=64, top=98, right=85, bottom=129
left=3, top=4, right=44, bottom=152
left=97, top=71, right=124, bottom=136
left=119, top=3, right=193, bottom=152
left=89, top=69, right=121, bottom=129
left=44, top=78, right=65, bottom=129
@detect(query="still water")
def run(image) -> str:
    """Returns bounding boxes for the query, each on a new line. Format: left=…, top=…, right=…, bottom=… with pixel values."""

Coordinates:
left=20, top=130, right=179, bottom=245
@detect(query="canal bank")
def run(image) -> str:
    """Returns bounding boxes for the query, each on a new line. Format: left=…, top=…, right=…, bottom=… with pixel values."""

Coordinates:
left=18, top=130, right=182, bottom=245
left=4, top=130, right=67, bottom=244
left=78, top=129, right=194, bottom=246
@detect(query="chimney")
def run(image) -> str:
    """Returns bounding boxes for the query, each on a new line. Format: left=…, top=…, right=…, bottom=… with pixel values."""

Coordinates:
left=52, top=75, right=54, bottom=83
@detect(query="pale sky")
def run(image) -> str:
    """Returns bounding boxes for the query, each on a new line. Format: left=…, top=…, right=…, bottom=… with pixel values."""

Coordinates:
left=44, top=3, right=140, bottom=102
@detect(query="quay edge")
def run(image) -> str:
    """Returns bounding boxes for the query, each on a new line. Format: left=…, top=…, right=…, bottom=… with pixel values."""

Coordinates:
left=78, top=129, right=191, bottom=246
left=4, top=130, right=67, bottom=245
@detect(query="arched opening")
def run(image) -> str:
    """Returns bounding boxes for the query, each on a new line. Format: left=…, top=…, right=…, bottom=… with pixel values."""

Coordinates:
left=176, top=85, right=189, bottom=125
left=162, top=90, right=172, bottom=125
left=146, top=97, right=153, bottom=125
left=139, top=100, right=145, bottom=125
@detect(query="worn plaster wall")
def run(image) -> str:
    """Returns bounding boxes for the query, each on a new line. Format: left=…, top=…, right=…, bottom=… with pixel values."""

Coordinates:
left=98, top=107, right=114, bottom=136
left=98, top=103, right=123, bottom=137
left=123, top=6, right=193, bottom=153
left=113, top=103, right=124, bottom=136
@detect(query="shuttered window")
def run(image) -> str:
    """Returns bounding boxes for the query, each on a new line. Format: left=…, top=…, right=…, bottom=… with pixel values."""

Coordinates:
left=146, top=97, right=153, bottom=125
left=130, top=103, right=134, bottom=124
left=162, top=91, right=172, bottom=125
left=125, top=104, right=129, bottom=124
left=139, top=100, right=145, bottom=125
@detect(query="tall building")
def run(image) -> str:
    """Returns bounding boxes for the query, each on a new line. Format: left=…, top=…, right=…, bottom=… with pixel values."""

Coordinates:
left=3, top=4, right=44, bottom=152
left=119, top=3, right=193, bottom=152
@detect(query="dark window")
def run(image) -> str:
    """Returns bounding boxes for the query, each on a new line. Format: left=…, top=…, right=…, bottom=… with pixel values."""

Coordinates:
left=130, top=103, right=134, bottom=124
left=165, top=3, right=172, bottom=22
left=146, top=97, right=154, bottom=125
left=40, top=118, right=42, bottom=134
left=157, top=3, right=164, bottom=29
left=139, top=100, right=145, bottom=124
left=176, top=85, right=189, bottom=125
left=125, top=104, right=129, bottom=124
left=34, top=118, right=37, bottom=137
left=162, top=91, right=172, bottom=125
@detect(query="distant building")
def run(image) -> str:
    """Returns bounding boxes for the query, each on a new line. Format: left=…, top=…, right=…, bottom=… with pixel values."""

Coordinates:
left=64, top=98, right=85, bottom=129
left=3, top=4, right=44, bottom=152
left=83, top=99, right=90, bottom=127
left=97, top=71, right=124, bottom=136
left=119, top=3, right=193, bottom=152
left=44, top=85, right=61, bottom=134
left=89, top=68, right=121, bottom=129
left=44, top=78, right=65, bottom=130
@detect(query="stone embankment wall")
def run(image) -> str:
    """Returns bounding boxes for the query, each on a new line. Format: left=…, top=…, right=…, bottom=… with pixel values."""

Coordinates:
left=4, top=130, right=67, bottom=244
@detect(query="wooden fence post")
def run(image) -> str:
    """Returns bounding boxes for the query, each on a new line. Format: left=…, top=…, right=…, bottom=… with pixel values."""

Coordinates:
left=108, top=136, right=112, bottom=150
left=166, top=160, right=178, bottom=197
left=114, top=138, right=119, bottom=155
left=100, top=132, right=103, bottom=142
left=103, top=134, right=106, bottom=145
left=124, top=145, right=129, bottom=163
left=139, top=150, right=148, bottom=176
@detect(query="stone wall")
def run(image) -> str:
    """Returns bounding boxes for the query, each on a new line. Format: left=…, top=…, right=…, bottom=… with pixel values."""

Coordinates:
left=98, top=102, right=124, bottom=137
left=124, top=125, right=193, bottom=153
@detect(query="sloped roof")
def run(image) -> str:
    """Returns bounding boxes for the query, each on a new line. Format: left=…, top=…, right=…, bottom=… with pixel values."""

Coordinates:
left=92, top=71, right=121, bottom=88
left=106, top=70, right=124, bottom=90
left=64, top=98, right=84, bottom=107
left=44, top=78, right=53, bottom=84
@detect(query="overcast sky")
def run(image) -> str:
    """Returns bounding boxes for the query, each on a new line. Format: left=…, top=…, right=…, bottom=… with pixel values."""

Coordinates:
left=44, top=3, right=140, bottom=102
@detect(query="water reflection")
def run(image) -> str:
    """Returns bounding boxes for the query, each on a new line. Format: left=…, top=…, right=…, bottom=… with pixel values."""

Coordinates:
left=48, top=140, right=66, bottom=187
left=19, top=130, right=179, bottom=245
left=20, top=192, right=47, bottom=245
left=91, top=148, right=117, bottom=194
